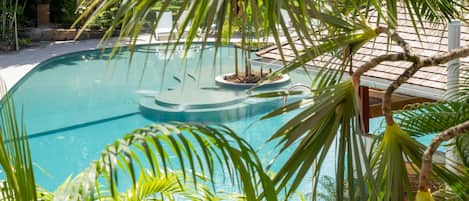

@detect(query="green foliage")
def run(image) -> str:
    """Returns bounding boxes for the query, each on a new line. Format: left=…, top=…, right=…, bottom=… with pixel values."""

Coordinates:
left=0, top=83, right=37, bottom=200
left=395, top=67, right=469, bottom=199
left=52, top=123, right=276, bottom=201
left=152, top=0, right=184, bottom=12
left=17, top=37, right=31, bottom=46
left=0, top=0, right=24, bottom=45
left=77, top=0, right=120, bottom=29
left=50, top=0, right=77, bottom=25
left=317, top=176, right=339, bottom=201
left=397, top=101, right=469, bottom=138
left=257, top=80, right=369, bottom=200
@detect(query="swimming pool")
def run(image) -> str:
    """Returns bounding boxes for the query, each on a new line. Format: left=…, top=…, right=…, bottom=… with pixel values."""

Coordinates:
left=9, top=44, right=432, bottom=196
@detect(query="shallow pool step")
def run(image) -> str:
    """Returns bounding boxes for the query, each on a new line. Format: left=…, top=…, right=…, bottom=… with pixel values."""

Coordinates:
left=139, top=96, right=287, bottom=122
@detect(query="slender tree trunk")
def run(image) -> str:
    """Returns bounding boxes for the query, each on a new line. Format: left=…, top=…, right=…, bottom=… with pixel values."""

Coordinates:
left=245, top=50, right=250, bottom=76
left=13, top=0, right=18, bottom=51
left=247, top=39, right=251, bottom=76
left=1, top=0, right=6, bottom=39
left=243, top=50, right=249, bottom=77
left=234, top=46, right=239, bottom=76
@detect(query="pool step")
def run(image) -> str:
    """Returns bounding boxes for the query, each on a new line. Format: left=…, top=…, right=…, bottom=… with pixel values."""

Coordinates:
left=139, top=96, right=287, bottom=122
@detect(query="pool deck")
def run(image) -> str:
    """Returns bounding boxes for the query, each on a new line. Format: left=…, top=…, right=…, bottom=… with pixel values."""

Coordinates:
left=0, top=35, right=141, bottom=92
left=0, top=34, right=270, bottom=93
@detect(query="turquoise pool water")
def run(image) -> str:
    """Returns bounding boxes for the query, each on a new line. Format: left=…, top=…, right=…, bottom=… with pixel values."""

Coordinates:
left=9, top=44, right=432, bottom=195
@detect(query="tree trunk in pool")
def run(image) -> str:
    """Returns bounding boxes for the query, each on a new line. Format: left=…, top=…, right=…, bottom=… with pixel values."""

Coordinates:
left=234, top=46, right=239, bottom=76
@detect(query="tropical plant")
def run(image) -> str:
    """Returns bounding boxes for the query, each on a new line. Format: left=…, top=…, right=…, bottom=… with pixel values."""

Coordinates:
left=50, top=0, right=78, bottom=26
left=76, top=0, right=120, bottom=30
left=0, top=83, right=37, bottom=201
left=50, top=123, right=277, bottom=201
left=2, top=0, right=469, bottom=201
left=0, top=0, right=21, bottom=51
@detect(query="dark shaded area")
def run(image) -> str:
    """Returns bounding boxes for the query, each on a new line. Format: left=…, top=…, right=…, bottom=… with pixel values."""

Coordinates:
left=19, top=0, right=77, bottom=27
left=49, top=0, right=77, bottom=27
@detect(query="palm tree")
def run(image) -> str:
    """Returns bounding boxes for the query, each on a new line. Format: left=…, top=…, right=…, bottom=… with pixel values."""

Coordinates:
left=2, top=0, right=469, bottom=200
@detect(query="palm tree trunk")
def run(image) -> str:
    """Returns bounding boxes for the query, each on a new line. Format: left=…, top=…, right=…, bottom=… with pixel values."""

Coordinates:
left=234, top=46, right=239, bottom=76
left=244, top=50, right=248, bottom=77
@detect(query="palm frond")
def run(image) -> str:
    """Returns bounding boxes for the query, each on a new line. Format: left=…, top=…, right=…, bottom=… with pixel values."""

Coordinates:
left=263, top=80, right=370, bottom=200
left=371, top=123, right=469, bottom=200
left=456, top=134, right=469, bottom=168
left=122, top=171, right=219, bottom=201
left=396, top=101, right=469, bottom=137
left=0, top=82, right=37, bottom=201
left=446, top=66, right=469, bottom=102
left=53, top=123, right=276, bottom=201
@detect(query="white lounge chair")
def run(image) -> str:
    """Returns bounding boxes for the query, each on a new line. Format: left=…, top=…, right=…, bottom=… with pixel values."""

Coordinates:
left=280, top=9, right=292, bottom=27
left=176, top=11, right=191, bottom=36
left=155, top=11, right=173, bottom=40
left=278, top=9, right=293, bottom=35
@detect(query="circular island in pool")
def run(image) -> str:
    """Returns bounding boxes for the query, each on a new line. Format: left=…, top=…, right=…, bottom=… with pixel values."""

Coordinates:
left=215, top=73, right=290, bottom=88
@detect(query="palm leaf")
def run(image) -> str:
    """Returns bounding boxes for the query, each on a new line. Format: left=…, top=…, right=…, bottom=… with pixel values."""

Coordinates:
left=263, top=80, right=370, bottom=200
left=456, top=134, right=469, bottom=168
left=123, top=171, right=218, bottom=201
left=0, top=82, right=37, bottom=201
left=53, top=123, right=276, bottom=201
left=396, top=101, right=469, bottom=137
left=371, top=123, right=469, bottom=200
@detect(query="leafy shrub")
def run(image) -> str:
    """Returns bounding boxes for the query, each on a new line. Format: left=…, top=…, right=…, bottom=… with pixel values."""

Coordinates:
left=50, top=0, right=77, bottom=26
left=77, top=1, right=120, bottom=29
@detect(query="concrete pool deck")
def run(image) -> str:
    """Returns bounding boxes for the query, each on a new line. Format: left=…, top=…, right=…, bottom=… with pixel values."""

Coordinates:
left=0, top=35, right=148, bottom=92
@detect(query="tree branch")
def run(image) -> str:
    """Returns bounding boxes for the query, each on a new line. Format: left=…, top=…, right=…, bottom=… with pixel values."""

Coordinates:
left=376, top=26, right=414, bottom=55
left=382, top=59, right=423, bottom=125
left=351, top=53, right=406, bottom=87
left=423, top=45, right=469, bottom=66
left=418, top=120, right=469, bottom=191
left=352, top=27, right=417, bottom=89
left=351, top=53, right=407, bottom=132
left=381, top=45, right=469, bottom=125
left=351, top=27, right=469, bottom=127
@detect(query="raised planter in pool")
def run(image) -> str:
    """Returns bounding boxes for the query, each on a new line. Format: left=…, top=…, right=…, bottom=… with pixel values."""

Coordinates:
left=215, top=73, right=291, bottom=89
